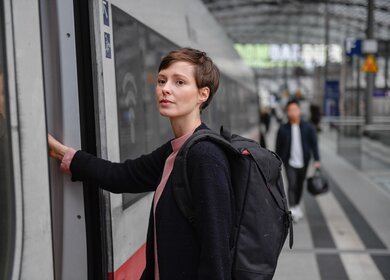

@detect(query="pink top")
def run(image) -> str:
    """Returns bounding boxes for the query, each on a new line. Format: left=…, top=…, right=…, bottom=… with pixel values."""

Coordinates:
left=60, top=131, right=194, bottom=280
left=153, top=131, right=193, bottom=280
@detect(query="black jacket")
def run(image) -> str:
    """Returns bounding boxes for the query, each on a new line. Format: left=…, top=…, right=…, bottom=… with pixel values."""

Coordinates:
left=70, top=123, right=233, bottom=279
left=275, top=121, right=320, bottom=167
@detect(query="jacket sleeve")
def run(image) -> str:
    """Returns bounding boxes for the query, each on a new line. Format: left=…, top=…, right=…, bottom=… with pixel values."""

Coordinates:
left=69, top=141, right=171, bottom=193
left=187, top=141, right=233, bottom=280
left=309, top=125, right=320, bottom=161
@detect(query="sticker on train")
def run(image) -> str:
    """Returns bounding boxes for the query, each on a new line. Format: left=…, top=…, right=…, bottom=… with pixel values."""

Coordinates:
left=104, top=32, right=111, bottom=58
left=103, top=0, right=110, bottom=26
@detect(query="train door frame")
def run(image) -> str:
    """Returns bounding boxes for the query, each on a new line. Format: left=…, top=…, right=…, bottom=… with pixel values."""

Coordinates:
left=73, top=0, right=114, bottom=279
left=87, top=0, right=123, bottom=276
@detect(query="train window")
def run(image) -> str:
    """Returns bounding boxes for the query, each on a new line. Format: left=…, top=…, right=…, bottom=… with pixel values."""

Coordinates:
left=112, top=6, right=148, bottom=207
left=140, top=27, right=175, bottom=152
left=111, top=5, right=257, bottom=208
left=112, top=6, right=176, bottom=208
left=0, top=4, right=15, bottom=278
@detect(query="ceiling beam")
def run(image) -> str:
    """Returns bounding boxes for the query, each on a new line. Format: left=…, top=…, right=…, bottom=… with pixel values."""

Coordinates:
left=212, top=4, right=390, bottom=29
left=204, top=0, right=390, bottom=13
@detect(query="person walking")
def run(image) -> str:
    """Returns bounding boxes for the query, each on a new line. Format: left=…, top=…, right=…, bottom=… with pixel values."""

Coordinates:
left=275, top=99, right=320, bottom=222
left=48, top=48, right=232, bottom=279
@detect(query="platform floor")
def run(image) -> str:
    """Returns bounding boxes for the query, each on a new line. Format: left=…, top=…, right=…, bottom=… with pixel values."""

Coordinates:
left=268, top=123, right=390, bottom=280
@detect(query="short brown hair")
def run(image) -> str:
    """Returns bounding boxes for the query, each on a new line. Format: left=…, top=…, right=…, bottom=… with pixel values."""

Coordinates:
left=158, top=47, right=220, bottom=111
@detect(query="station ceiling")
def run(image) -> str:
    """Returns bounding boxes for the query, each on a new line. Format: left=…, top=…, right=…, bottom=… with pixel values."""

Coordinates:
left=201, top=0, right=390, bottom=45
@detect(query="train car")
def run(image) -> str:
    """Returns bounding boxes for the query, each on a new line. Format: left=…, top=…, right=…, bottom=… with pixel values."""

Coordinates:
left=0, top=0, right=258, bottom=279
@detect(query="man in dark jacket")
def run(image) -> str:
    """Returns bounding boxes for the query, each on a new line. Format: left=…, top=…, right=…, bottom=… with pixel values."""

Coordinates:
left=275, top=100, right=320, bottom=222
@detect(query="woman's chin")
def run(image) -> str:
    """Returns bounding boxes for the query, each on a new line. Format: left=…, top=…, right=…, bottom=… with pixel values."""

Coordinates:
left=158, top=109, right=175, bottom=118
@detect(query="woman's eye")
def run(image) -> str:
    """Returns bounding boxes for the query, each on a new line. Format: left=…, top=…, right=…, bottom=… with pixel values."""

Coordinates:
left=157, top=79, right=166, bottom=86
left=176, top=80, right=185, bottom=86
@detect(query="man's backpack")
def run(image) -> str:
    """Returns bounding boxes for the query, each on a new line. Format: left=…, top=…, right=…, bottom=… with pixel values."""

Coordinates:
left=172, top=127, right=293, bottom=280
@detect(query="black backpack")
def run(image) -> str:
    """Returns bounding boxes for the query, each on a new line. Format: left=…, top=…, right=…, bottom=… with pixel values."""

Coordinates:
left=172, top=127, right=293, bottom=280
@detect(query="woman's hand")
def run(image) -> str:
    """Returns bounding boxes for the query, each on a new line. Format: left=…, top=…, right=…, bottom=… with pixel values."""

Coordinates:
left=48, top=134, right=69, bottom=161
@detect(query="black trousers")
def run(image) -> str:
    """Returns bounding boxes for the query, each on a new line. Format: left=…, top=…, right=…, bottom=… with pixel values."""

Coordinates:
left=286, top=164, right=308, bottom=207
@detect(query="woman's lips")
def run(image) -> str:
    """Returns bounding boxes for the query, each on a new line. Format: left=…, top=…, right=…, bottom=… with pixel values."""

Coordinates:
left=160, top=99, right=173, bottom=104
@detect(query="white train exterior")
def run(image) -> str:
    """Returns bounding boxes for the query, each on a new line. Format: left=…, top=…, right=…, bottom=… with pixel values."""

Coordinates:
left=0, top=0, right=258, bottom=279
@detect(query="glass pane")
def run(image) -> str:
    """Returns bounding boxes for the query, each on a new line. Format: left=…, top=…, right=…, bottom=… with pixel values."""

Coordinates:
left=139, top=26, right=175, bottom=152
left=112, top=6, right=174, bottom=208
left=112, top=6, right=147, bottom=207
left=0, top=3, right=15, bottom=279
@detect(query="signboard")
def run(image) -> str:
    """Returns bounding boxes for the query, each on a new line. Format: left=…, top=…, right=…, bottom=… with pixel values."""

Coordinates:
left=324, top=80, right=340, bottom=116
left=234, top=43, right=342, bottom=68
left=104, top=32, right=111, bottom=58
left=373, top=90, right=388, bottom=97
left=345, top=38, right=362, bottom=56
left=362, top=39, right=378, bottom=54
left=362, top=54, right=378, bottom=73
left=103, top=0, right=110, bottom=26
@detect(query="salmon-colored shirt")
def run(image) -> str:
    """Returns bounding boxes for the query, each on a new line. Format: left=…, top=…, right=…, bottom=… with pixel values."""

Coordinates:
left=153, top=131, right=193, bottom=280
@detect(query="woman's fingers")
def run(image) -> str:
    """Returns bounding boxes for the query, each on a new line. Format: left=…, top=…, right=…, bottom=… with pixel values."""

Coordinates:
left=47, top=134, right=68, bottom=160
left=48, top=134, right=61, bottom=149
left=49, top=149, right=62, bottom=160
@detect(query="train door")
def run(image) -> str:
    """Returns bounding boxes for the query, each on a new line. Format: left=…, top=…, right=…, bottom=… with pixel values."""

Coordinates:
left=40, top=0, right=116, bottom=279
left=1, top=0, right=54, bottom=278
left=40, top=0, right=90, bottom=279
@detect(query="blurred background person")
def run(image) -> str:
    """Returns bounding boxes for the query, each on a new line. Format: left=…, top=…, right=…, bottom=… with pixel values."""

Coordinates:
left=310, top=103, right=322, bottom=132
left=275, top=99, right=320, bottom=222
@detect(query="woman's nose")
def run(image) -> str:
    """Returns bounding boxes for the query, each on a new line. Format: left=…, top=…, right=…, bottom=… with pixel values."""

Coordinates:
left=162, top=82, right=172, bottom=95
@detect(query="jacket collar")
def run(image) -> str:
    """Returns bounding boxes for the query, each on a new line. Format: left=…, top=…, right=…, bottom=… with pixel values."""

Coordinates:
left=195, top=122, right=209, bottom=132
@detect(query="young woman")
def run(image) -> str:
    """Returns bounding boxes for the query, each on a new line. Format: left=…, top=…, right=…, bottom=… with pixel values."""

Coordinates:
left=48, top=48, right=233, bottom=280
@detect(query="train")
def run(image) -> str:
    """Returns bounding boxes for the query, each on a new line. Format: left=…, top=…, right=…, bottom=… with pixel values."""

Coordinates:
left=0, top=0, right=259, bottom=279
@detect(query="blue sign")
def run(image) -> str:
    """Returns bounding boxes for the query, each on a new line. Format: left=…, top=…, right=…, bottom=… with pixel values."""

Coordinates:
left=324, top=80, right=340, bottom=116
left=103, top=0, right=110, bottom=26
left=104, top=32, right=111, bottom=58
left=373, top=90, right=387, bottom=97
left=345, top=38, right=362, bottom=56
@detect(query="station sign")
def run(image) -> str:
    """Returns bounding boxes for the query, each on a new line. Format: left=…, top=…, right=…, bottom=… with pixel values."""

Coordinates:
left=234, top=43, right=342, bottom=69
left=362, top=54, right=378, bottom=73
left=362, top=39, right=378, bottom=54
left=373, top=90, right=388, bottom=97
left=345, top=38, right=362, bottom=56
left=324, top=80, right=340, bottom=116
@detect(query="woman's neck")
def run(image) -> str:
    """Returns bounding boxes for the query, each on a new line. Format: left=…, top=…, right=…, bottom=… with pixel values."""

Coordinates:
left=170, top=113, right=201, bottom=138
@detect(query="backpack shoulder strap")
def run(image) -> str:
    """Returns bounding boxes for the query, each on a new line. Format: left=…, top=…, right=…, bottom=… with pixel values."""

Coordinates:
left=171, top=129, right=239, bottom=227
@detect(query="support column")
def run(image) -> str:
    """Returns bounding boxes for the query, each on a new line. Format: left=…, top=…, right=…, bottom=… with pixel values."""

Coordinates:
left=365, top=0, right=375, bottom=124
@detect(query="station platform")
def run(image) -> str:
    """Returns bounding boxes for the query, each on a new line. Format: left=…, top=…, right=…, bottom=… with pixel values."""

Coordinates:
left=267, top=122, right=390, bottom=280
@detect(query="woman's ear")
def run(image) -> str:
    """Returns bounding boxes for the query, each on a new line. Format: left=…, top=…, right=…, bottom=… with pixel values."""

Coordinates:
left=198, top=87, right=210, bottom=104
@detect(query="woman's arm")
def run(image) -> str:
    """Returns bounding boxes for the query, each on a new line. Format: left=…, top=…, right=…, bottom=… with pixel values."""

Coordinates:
left=48, top=134, right=171, bottom=193
left=187, top=141, right=233, bottom=280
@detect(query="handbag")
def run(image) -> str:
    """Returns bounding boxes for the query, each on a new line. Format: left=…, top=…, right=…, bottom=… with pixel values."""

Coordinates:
left=307, top=168, right=329, bottom=195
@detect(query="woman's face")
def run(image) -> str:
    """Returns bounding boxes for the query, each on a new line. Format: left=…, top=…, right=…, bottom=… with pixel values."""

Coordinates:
left=156, top=61, right=207, bottom=119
